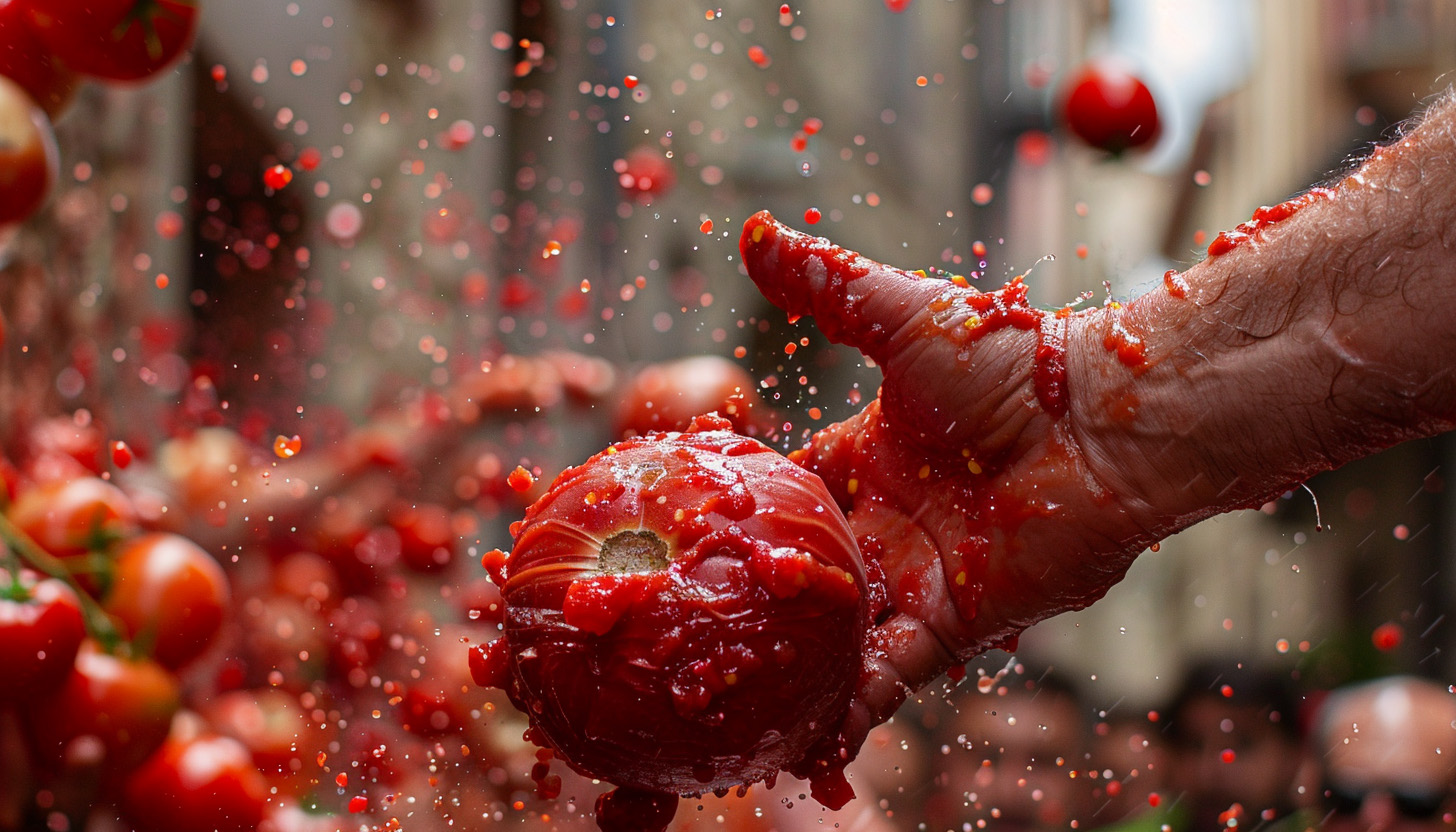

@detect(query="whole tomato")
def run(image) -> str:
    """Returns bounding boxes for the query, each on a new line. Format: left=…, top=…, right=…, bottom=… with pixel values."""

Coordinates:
left=614, top=355, right=767, bottom=438
left=21, top=0, right=199, bottom=83
left=0, top=75, right=57, bottom=227
left=103, top=532, right=230, bottom=669
left=1060, top=57, right=1160, bottom=154
left=6, top=475, right=140, bottom=560
left=25, top=641, right=181, bottom=774
left=0, top=569, right=86, bottom=703
left=475, top=414, right=866, bottom=817
left=120, top=717, right=270, bottom=832
left=0, top=0, right=79, bottom=117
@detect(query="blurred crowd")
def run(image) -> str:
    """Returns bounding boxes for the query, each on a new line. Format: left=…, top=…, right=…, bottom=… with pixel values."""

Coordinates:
left=829, top=662, right=1456, bottom=832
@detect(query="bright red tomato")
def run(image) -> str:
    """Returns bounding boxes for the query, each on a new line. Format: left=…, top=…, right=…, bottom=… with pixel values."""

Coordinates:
left=25, top=641, right=181, bottom=773
left=6, top=475, right=140, bottom=559
left=614, top=355, right=767, bottom=438
left=474, top=414, right=866, bottom=812
left=22, top=0, right=199, bottom=83
left=0, top=75, right=57, bottom=227
left=103, top=532, right=231, bottom=669
left=0, top=0, right=79, bottom=117
left=0, top=569, right=86, bottom=702
left=1060, top=57, right=1160, bottom=154
left=120, top=719, right=270, bottom=832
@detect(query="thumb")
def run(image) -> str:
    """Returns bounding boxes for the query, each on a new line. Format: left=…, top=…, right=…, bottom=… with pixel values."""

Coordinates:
left=740, top=211, right=955, bottom=367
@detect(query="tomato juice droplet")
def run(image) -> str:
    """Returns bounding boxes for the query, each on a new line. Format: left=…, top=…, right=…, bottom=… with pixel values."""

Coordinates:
left=1372, top=621, right=1403, bottom=651
left=884, top=0, right=912, bottom=11
left=1220, top=749, right=1236, bottom=764
left=348, top=795, right=368, bottom=813
left=507, top=465, right=535, bottom=492
left=623, top=75, right=639, bottom=88
left=779, top=3, right=790, bottom=13
left=336, top=772, right=348, bottom=788
left=803, top=207, right=821, bottom=224
left=700, top=219, right=714, bottom=233
left=273, top=434, right=301, bottom=458
left=263, top=163, right=293, bottom=190
left=110, top=440, right=133, bottom=468
left=747, top=45, right=770, bottom=68
left=297, top=146, right=322, bottom=171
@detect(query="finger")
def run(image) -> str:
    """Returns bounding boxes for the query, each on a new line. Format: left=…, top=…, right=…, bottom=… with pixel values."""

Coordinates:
left=740, top=210, right=956, bottom=367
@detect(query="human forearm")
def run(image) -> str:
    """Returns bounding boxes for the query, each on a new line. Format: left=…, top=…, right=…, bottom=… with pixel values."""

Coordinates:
left=1070, top=91, right=1456, bottom=531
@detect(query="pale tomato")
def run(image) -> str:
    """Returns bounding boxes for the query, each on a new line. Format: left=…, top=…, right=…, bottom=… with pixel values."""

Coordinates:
left=0, top=75, right=57, bottom=227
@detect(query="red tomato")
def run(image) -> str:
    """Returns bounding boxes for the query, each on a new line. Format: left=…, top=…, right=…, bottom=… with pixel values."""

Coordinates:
left=0, top=569, right=86, bottom=702
left=478, top=414, right=865, bottom=803
left=103, top=532, right=231, bottom=669
left=120, top=720, right=270, bottom=832
left=22, top=0, right=199, bottom=83
left=1060, top=57, right=1160, bottom=154
left=389, top=502, right=458, bottom=572
left=6, top=475, right=140, bottom=559
left=25, top=641, right=181, bottom=773
left=615, top=355, right=767, bottom=438
left=0, top=75, right=57, bottom=227
left=0, top=0, right=79, bottom=117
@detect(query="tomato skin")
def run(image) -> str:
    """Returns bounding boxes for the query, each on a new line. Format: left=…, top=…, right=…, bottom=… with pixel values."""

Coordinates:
left=6, top=475, right=140, bottom=559
left=21, top=0, right=199, bottom=83
left=0, top=570, right=86, bottom=703
left=120, top=723, right=270, bottom=832
left=489, top=415, right=865, bottom=797
left=0, top=0, right=79, bottom=117
left=25, top=641, right=181, bottom=774
left=0, top=75, right=57, bottom=227
left=103, top=532, right=231, bottom=669
left=615, top=355, right=767, bottom=438
left=1060, top=57, right=1160, bottom=154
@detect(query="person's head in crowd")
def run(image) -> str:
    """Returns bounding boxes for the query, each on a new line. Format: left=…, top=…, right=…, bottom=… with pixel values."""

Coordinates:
left=929, top=666, right=1092, bottom=832
left=1163, top=660, right=1312, bottom=831
left=1316, top=675, right=1456, bottom=832
left=1085, top=710, right=1168, bottom=827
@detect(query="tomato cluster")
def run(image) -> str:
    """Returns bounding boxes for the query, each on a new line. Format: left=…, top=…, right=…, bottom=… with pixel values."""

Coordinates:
left=0, top=348, right=773, bottom=830
left=0, top=0, right=200, bottom=230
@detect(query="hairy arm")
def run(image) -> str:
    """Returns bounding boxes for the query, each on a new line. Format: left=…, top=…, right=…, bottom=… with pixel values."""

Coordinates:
left=738, top=90, right=1456, bottom=779
left=1072, top=92, right=1456, bottom=538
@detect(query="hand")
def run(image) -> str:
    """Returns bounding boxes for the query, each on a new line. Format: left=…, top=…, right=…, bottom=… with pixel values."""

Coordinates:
left=740, top=89, right=1456, bottom=782
left=740, top=213, right=1161, bottom=759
